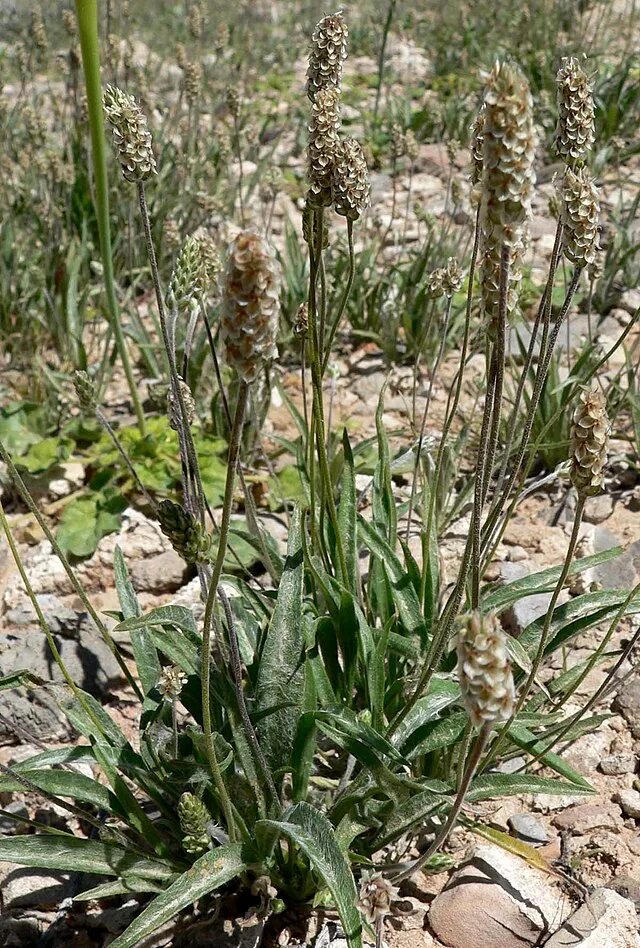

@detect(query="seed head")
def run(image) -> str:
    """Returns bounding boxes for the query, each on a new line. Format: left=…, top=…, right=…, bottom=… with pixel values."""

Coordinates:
left=188, top=2, right=204, bottom=40
left=225, top=85, right=240, bottom=119
left=457, top=612, right=516, bottom=728
left=479, top=62, right=535, bottom=332
left=427, top=267, right=446, bottom=299
left=570, top=388, right=610, bottom=497
left=62, top=10, right=76, bottom=36
left=164, top=217, right=182, bottom=252
left=157, top=665, right=187, bottom=699
left=30, top=9, right=48, bottom=58
left=73, top=370, right=97, bottom=414
left=169, top=378, right=196, bottom=431
left=405, top=129, right=419, bottom=162
left=221, top=231, right=281, bottom=382
left=182, top=61, right=202, bottom=107
left=333, top=137, right=370, bottom=220
left=307, top=86, right=341, bottom=207
left=196, top=233, right=221, bottom=292
left=294, top=302, right=309, bottom=337
left=103, top=85, right=157, bottom=182
left=560, top=168, right=600, bottom=268
left=306, top=11, right=349, bottom=102
left=358, top=870, right=399, bottom=925
left=390, top=123, right=406, bottom=161
left=556, top=57, right=595, bottom=167
left=443, top=257, right=463, bottom=296
left=157, top=500, right=212, bottom=564
left=178, top=793, right=211, bottom=854
left=175, top=42, right=187, bottom=69
left=167, top=235, right=204, bottom=314
left=470, top=108, right=485, bottom=185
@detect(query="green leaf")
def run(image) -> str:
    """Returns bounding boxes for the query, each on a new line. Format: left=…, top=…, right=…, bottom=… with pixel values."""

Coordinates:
left=0, top=769, right=116, bottom=811
left=404, top=711, right=468, bottom=760
left=0, top=835, right=172, bottom=880
left=507, top=723, right=595, bottom=790
left=468, top=772, right=594, bottom=801
left=108, top=844, right=245, bottom=948
left=255, top=505, right=305, bottom=780
left=483, top=547, right=623, bottom=611
left=314, top=708, right=406, bottom=766
left=0, top=670, right=44, bottom=691
left=57, top=494, right=126, bottom=558
left=338, top=429, right=358, bottom=595
left=358, top=516, right=427, bottom=640
left=374, top=783, right=449, bottom=849
left=21, top=436, right=74, bottom=474
left=393, top=677, right=461, bottom=754
left=259, top=802, right=362, bottom=948
left=74, top=877, right=164, bottom=901
left=372, top=380, right=397, bottom=544
left=462, top=819, right=555, bottom=874
left=519, top=590, right=640, bottom=656
left=114, top=547, right=161, bottom=699
left=114, top=605, right=198, bottom=636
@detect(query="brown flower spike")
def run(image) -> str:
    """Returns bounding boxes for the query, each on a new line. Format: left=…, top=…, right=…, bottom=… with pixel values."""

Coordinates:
left=556, top=57, right=595, bottom=167
left=561, top=168, right=600, bottom=268
left=333, top=137, right=370, bottom=220
left=103, top=85, right=156, bottom=182
left=307, top=87, right=341, bottom=207
left=570, top=388, right=610, bottom=497
left=306, top=11, right=349, bottom=102
left=457, top=612, right=516, bottom=728
left=221, top=231, right=281, bottom=382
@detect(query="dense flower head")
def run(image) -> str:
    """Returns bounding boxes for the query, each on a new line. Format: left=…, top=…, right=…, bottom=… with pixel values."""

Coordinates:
left=168, top=378, right=196, bottom=431
left=103, top=85, right=157, bottom=182
left=570, top=388, right=610, bottom=496
left=178, top=793, right=210, bottom=854
left=560, top=167, right=600, bottom=268
left=73, top=370, right=97, bottom=413
left=556, top=56, right=595, bottom=166
left=479, top=61, right=535, bottom=332
left=221, top=231, right=281, bottom=382
left=306, top=11, right=349, bottom=102
left=167, top=235, right=204, bottom=314
left=470, top=108, right=485, bottom=185
left=457, top=612, right=516, bottom=728
left=307, top=86, right=341, bottom=207
left=358, top=870, right=399, bottom=924
left=333, top=137, right=370, bottom=220
left=157, top=500, right=212, bottom=564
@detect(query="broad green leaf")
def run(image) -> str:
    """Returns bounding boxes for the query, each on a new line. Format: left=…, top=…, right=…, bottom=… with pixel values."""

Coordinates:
left=372, top=380, right=397, bottom=544
left=405, top=711, right=468, bottom=760
left=74, top=877, right=164, bottom=901
left=393, top=677, right=460, bottom=753
left=358, top=516, right=427, bottom=640
left=519, top=590, right=640, bottom=656
left=314, top=708, right=406, bottom=766
left=255, top=505, right=305, bottom=779
left=338, top=429, right=358, bottom=594
left=113, top=546, right=141, bottom=620
left=483, top=547, right=622, bottom=611
left=57, top=494, right=126, bottom=558
left=0, top=835, right=172, bottom=880
left=114, top=605, right=198, bottom=636
left=259, top=802, right=362, bottom=948
left=59, top=689, right=129, bottom=749
left=468, top=772, right=594, bottom=801
left=109, top=844, right=245, bottom=948
left=0, top=769, right=116, bottom=811
left=374, top=782, right=449, bottom=849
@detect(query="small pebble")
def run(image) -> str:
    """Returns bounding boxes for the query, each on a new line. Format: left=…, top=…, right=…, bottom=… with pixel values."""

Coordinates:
left=615, top=789, right=640, bottom=820
left=507, top=813, right=550, bottom=845
left=0, top=800, right=29, bottom=834
left=599, top=754, right=636, bottom=776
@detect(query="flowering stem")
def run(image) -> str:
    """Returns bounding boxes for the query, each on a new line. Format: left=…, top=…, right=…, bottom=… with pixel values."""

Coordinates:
left=405, top=293, right=453, bottom=545
left=394, top=722, right=491, bottom=882
left=373, top=0, right=397, bottom=121
left=321, top=218, right=355, bottom=376
left=200, top=381, right=249, bottom=842
left=74, top=0, right=145, bottom=433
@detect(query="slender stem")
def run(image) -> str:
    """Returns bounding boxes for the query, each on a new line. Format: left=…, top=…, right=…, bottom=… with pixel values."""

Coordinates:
left=74, top=0, right=145, bottom=432
left=373, top=0, right=397, bottom=121
left=307, top=211, right=348, bottom=582
left=0, top=442, right=141, bottom=699
left=200, top=382, right=249, bottom=841
left=394, top=723, right=491, bottom=882
left=322, top=219, right=355, bottom=376
left=482, top=496, right=586, bottom=770
left=233, top=113, right=246, bottom=228
left=95, top=407, right=155, bottom=508
left=405, top=294, right=453, bottom=544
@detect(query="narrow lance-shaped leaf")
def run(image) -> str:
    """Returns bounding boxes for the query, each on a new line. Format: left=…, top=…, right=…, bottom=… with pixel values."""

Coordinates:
left=109, top=844, right=245, bottom=948
left=259, top=802, right=362, bottom=948
left=255, top=505, right=305, bottom=780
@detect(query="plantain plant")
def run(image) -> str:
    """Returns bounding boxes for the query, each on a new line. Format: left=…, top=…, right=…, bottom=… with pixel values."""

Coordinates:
left=0, top=11, right=638, bottom=948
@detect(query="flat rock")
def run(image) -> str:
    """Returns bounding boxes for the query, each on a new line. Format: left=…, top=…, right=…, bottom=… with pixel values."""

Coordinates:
left=129, top=548, right=187, bottom=593
left=1, top=867, right=71, bottom=910
left=552, top=803, right=622, bottom=835
left=544, top=887, right=640, bottom=947
left=427, top=843, right=571, bottom=948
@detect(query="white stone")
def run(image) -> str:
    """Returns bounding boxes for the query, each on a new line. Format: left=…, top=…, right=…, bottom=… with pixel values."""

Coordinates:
left=545, top=887, right=640, bottom=947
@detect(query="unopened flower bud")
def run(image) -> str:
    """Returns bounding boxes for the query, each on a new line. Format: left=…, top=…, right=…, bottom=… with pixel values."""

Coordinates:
left=178, top=793, right=210, bottom=854
left=157, top=500, right=212, bottom=564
